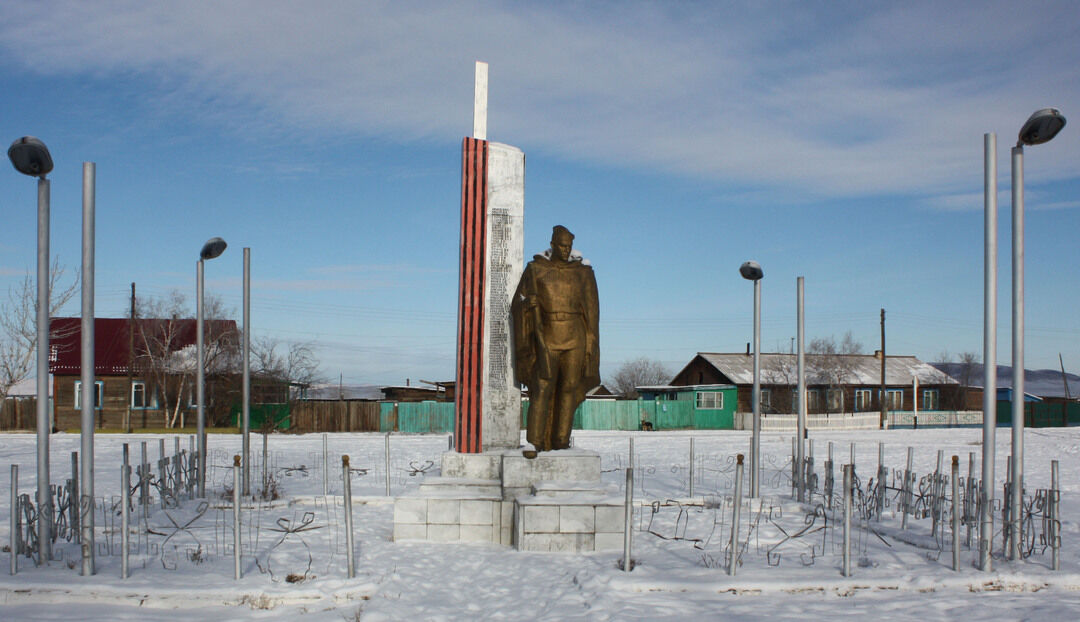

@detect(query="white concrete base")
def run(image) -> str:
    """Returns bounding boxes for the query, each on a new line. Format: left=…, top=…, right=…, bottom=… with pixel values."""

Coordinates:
left=392, top=448, right=623, bottom=552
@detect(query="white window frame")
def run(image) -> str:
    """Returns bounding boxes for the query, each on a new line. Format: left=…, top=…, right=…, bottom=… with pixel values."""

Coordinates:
left=74, top=380, right=104, bottom=410
left=759, top=388, right=771, bottom=410
left=695, top=391, right=724, bottom=410
left=885, top=389, right=903, bottom=410
left=855, top=389, right=872, bottom=411
left=131, top=381, right=147, bottom=409
left=922, top=389, right=940, bottom=411
left=827, top=388, right=844, bottom=412
left=806, top=389, right=824, bottom=412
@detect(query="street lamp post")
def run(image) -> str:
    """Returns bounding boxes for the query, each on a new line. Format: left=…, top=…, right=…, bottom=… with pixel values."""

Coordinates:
left=1009, top=108, right=1066, bottom=560
left=740, top=261, right=764, bottom=497
left=7, top=136, right=54, bottom=565
left=197, top=237, right=227, bottom=498
left=242, top=247, right=251, bottom=496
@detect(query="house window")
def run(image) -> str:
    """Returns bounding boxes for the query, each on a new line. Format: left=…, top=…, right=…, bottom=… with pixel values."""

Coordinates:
left=806, top=389, right=824, bottom=412
left=695, top=391, right=723, bottom=410
left=922, top=389, right=940, bottom=411
left=132, top=382, right=147, bottom=408
left=827, top=389, right=843, bottom=412
left=885, top=389, right=903, bottom=410
left=759, top=389, right=771, bottom=411
left=855, top=389, right=872, bottom=411
left=74, top=380, right=104, bottom=410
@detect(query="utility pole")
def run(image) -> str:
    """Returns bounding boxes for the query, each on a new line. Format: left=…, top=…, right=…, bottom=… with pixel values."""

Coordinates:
left=880, top=308, right=887, bottom=429
left=126, top=282, right=135, bottom=433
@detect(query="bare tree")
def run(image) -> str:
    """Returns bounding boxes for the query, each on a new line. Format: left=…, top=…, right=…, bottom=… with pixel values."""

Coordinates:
left=248, top=336, right=321, bottom=431
left=609, top=357, right=672, bottom=399
left=135, top=291, right=239, bottom=428
left=953, top=351, right=978, bottom=410
left=0, top=265, right=79, bottom=401
left=808, top=332, right=863, bottom=413
left=251, top=336, right=321, bottom=391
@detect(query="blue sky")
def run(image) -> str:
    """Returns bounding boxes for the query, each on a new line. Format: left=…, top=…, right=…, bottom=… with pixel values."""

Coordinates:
left=1, top=1, right=1078, bottom=387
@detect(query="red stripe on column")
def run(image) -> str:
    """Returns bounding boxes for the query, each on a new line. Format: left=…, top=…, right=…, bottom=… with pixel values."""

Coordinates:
left=455, top=137, right=487, bottom=453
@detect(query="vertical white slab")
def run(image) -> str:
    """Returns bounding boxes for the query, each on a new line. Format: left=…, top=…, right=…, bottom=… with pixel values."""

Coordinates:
left=473, top=61, right=488, bottom=140
left=481, top=142, right=524, bottom=449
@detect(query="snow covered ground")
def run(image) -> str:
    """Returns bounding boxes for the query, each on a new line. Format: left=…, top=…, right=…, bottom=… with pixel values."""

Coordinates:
left=1, top=427, right=1078, bottom=620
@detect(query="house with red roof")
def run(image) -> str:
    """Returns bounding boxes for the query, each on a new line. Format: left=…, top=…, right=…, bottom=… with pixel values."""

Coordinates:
left=49, top=317, right=238, bottom=430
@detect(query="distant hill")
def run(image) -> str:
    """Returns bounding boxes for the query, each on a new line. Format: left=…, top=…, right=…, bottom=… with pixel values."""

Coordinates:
left=931, top=362, right=1080, bottom=399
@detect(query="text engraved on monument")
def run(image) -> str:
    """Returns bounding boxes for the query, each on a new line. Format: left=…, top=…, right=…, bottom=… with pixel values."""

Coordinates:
left=486, top=209, right=513, bottom=404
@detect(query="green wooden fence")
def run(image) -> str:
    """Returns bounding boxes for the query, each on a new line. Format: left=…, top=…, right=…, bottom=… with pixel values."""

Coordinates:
left=996, top=401, right=1080, bottom=427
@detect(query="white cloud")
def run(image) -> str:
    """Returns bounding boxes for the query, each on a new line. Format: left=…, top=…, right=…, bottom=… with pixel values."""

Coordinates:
left=1, top=1, right=1076, bottom=200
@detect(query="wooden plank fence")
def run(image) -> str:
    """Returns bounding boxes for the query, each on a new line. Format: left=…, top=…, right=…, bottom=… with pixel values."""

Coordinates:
left=289, top=401, right=382, bottom=432
left=0, top=397, right=36, bottom=431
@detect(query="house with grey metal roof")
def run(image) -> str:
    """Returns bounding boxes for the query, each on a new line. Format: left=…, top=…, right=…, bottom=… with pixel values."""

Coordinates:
left=670, top=352, right=959, bottom=414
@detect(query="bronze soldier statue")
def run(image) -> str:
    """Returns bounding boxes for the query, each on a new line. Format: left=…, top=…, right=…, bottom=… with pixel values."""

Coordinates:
left=512, top=225, right=600, bottom=451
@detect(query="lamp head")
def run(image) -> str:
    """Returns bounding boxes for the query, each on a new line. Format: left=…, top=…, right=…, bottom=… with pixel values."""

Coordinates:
left=739, top=261, right=763, bottom=281
left=200, top=237, right=227, bottom=260
left=1018, top=108, right=1066, bottom=146
left=8, top=136, right=53, bottom=177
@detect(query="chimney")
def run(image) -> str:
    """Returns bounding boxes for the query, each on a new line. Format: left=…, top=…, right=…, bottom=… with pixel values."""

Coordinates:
left=874, top=350, right=883, bottom=360
left=746, top=342, right=751, bottom=356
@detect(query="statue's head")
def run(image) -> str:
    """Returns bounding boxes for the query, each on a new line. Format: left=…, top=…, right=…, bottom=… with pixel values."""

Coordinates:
left=550, top=225, right=574, bottom=262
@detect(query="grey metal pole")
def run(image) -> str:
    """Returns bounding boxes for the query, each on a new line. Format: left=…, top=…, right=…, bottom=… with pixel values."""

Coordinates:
left=842, top=464, right=852, bottom=577
left=233, top=455, right=241, bottom=580
left=981, top=132, right=998, bottom=572
left=80, top=162, right=95, bottom=576
left=10, top=464, right=17, bottom=575
left=751, top=278, right=761, bottom=497
left=796, top=276, right=806, bottom=502
left=1010, top=144, right=1024, bottom=561
left=242, top=248, right=251, bottom=497
left=121, top=462, right=130, bottom=579
left=196, top=258, right=206, bottom=498
left=384, top=432, right=392, bottom=497
left=322, top=433, right=329, bottom=496
left=729, top=454, right=744, bottom=576
left=70, top=451, right=78, bottom=541
left=688, top=437, right=695, bottom=498
left=623, top=467, right=633, bottom=572
left=1051, top=459, right=1060, bottom=571
left=902, top=447, right=913, bottom=530
left=342, top=455, right=355, bottom=578
left=261, top=432, right=268, bottom=498
left=35, top=176, right=51, bottom=565
left=952, top=456, right=960, bottom=571
left=140, top=442, right=148, bottom=508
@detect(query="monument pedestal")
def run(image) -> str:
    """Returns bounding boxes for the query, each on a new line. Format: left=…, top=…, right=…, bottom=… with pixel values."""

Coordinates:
left=393, top=448, right=625, bottom=552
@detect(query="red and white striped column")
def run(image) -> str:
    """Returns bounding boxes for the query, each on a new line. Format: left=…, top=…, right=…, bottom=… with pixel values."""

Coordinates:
left=454, top=136, right=524, bottom=453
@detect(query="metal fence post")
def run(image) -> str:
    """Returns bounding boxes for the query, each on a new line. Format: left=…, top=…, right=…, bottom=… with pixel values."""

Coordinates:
left=688, top=437, right=695, bottom=498
left=262, top=433, right=269, bottom=499
left=322, top=433, right=329, bottom=496
left=384, top=432, right=391, bottom=497
left=10, top=464, right=17, bottom=575
left=825, top=442, right=834, bottom=510
left=233, top=455, right=241, bottom=580
left=876, top=443, right=887, bottom=519
left=951, top=456, right=960, bottom=571
left=842, top=464, right=852, bottom=577
left=121, top=462, right=130, bottom=579
left=343, top=455, right=355, bottom=578
left=623, top=467, right=633, bottom=572
left=1051, top=460, right=1060, bottom=571
left=70, top=451, right=79, bottom=541
left=729, top=454, right=744, bottom=576
left=901, top=447, right=914, bottom=530
left=140, top=442, right=148, bottom=508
